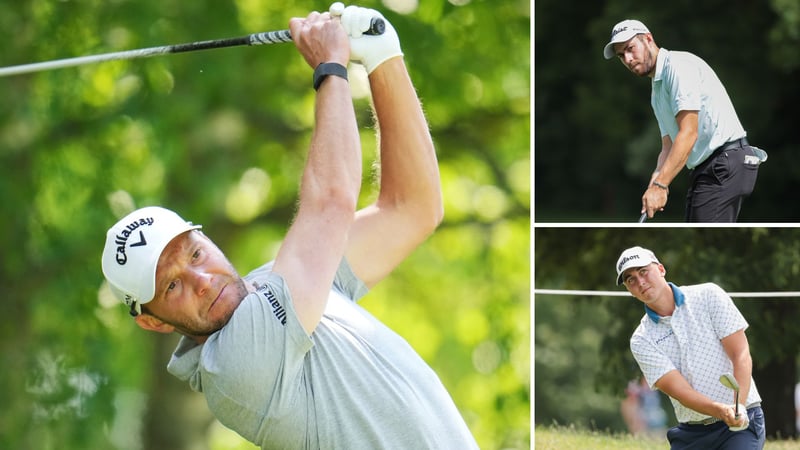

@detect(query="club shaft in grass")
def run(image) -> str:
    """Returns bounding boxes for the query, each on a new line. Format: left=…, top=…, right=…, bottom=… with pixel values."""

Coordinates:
left=0, top=18, right=384, bottom=77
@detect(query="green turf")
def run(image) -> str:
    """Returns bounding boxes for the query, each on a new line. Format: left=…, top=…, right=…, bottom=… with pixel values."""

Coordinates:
left=535, top=425, right=799, bottom=449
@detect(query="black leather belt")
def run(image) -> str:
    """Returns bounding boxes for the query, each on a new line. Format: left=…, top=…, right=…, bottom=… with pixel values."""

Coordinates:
left=697, top=137, right=750, bottom=168
left=717, top=137, right=749, bottom=152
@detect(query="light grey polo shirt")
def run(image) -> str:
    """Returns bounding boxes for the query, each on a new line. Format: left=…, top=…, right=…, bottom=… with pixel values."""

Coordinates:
left=651, top=48, right=746, bottom=168
left=167, top=259, right=479, bottom=450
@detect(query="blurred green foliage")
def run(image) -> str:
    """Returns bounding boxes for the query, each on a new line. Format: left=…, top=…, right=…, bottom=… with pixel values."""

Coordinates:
left=0, top=0, right=530, bottom=449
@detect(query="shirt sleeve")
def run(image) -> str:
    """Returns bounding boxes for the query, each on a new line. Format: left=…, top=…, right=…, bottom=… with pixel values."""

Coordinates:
left=663, top=55, right=703, bottom=115
left=196, top=272, right=314, bottom=435
left=703, top=283, right=748, bottom=340
left=630, top=324, right=677, bottom=390
left=334, top=257, right=369, bottom=303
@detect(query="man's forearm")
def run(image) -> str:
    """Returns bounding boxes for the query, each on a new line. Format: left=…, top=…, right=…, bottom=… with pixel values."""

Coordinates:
left=656, top=370, right=728, bottom=419
left=653, top=110, right=698, bottom=187
left=653, top=133, right=693, bottom=186
left=732, top=353, right=753, bottom=407
left=304, top=76, right=362, bottom=203
left=368, top=58, right=442, bottom=224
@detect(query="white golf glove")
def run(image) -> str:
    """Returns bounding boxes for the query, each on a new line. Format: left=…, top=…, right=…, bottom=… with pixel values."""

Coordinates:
left=337, top=4, right=403, bottom=74
left=728, top=404, right=749, bottom=431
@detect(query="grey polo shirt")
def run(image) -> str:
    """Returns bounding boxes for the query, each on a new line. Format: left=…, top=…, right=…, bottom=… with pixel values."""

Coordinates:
left=651, top=48, right=746, bottom=168
left=167, top=259, right=478, bottom=449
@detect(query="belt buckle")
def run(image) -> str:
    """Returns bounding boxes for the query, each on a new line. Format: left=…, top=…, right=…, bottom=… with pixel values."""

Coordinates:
left=688, top=416, right=720, bottom=425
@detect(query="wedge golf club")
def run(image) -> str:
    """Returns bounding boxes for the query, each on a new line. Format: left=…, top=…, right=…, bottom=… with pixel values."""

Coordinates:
left=719, top=373, right=741, bottom=419
left=0, top=4, right=384, bottom=77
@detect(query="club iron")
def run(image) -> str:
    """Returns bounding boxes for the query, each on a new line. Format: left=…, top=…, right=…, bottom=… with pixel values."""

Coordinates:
left=719, top=373, right=740, bottom=419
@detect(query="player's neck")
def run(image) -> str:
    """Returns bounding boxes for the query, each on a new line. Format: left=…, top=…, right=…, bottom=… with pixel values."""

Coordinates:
left=647, top=288, right=676, bottom=317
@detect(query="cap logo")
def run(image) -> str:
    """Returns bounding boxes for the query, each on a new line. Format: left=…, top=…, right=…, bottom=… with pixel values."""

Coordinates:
left=611, top=26, right=628, bottom=39
left=617, top=254, right=640, bottom=271
left=130, top=231, right=147, bottom=247
left=113, top=217, right=155, bottom=265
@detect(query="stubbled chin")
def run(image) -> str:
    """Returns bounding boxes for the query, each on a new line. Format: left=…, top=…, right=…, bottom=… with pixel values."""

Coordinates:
left=210, top=291, right=244, bottom=323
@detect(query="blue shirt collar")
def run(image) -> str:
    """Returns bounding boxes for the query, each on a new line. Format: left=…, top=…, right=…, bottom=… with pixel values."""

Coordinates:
left=645, top=282, right=684, bottom=323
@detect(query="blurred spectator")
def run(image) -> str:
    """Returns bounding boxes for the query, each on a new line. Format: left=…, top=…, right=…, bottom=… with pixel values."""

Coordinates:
left=795, top=382, right=800, bottom=434
left=622, top=377, right=668, bottom=438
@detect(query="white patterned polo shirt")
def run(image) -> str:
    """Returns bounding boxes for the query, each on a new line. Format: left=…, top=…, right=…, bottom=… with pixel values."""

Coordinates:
left=630, top=282, right=761, bottom=423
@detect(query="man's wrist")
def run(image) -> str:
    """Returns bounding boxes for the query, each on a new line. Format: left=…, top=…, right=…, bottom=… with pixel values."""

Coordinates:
left=652, top=181, right=669, bottom=193
left=313, top=62, right=348, bottom=91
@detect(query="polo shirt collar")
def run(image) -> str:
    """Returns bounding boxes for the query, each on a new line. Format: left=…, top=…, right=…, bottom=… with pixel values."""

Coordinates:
left=645, top=282, right=684, bottom=323
left=652, top=48, right=668, bottom=83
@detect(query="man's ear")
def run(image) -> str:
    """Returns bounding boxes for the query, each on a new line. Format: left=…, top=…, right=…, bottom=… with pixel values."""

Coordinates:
left=134, top=313, right=175, bottom=334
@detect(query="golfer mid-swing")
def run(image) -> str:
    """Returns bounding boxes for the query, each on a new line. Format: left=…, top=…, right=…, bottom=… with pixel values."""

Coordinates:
left=617, top=246, right=765, bottom=449
left=101, top=4, right=478, bottom=449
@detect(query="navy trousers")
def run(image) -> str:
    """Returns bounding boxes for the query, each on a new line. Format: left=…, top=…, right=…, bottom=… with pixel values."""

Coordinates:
left=666, top=407, right=765, bottom=450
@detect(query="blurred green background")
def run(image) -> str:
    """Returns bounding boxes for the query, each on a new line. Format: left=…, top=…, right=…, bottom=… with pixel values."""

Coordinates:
left=535, top=0, right=800, bottom=221
left=0, top=0, right=530, bottom=449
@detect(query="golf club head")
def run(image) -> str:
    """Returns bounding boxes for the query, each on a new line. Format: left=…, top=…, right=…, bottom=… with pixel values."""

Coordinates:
left=719, top=373, right=740, bottom=391
left=719, top=373, right=741, bottom=418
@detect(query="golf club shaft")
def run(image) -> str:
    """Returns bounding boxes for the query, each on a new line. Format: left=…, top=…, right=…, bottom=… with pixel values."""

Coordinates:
left=638, top=212, right=647, bottom=223
left=0, top=18, right=384, bottom=77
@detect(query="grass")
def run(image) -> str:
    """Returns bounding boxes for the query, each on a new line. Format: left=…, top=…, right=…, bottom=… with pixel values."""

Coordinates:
left=535, top=425, right=799, bottom=449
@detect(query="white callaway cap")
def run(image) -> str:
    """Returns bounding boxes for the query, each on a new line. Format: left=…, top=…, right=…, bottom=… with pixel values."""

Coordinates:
left=615, top=246, right=659, bottom=285
left=603, top=19, right=651, bottom=59
left=101, top=206, right=201, bottom=314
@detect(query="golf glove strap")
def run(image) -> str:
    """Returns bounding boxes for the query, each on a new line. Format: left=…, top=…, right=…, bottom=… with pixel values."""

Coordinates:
left=728, top=404, right=749, bottom=431
left=340, top=5, right=402, bottom=74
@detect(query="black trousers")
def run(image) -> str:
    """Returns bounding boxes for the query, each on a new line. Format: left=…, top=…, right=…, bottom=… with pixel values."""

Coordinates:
left=685, top=141, right=760, bottom=222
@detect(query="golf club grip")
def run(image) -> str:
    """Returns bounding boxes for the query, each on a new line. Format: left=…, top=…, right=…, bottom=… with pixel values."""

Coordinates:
left=249, top=17, right=385, bottom=45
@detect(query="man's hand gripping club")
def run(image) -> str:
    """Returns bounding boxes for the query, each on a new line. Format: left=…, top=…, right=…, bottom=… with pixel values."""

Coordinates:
left=338, top=3, right=403, bottom=74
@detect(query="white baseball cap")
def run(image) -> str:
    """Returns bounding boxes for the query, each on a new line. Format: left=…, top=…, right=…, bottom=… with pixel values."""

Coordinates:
left=615, top=246, right=659, bottom=285
left=603, top=19, right=651, bottom=60
left=101, top=206, right=201, bottom=314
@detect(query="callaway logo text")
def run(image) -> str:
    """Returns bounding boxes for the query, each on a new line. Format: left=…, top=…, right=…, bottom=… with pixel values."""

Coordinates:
left=114, top=217, right=155, bottom=265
